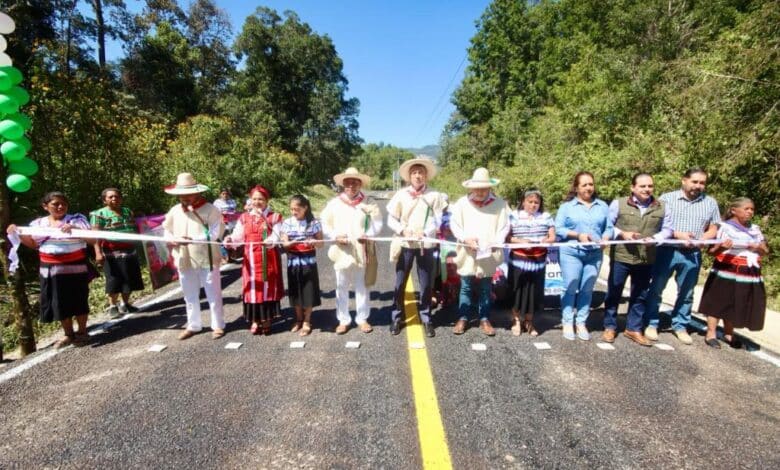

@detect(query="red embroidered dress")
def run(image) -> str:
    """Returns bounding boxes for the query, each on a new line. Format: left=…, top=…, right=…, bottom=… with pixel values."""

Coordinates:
left=235, top=210, right=285, bottom=304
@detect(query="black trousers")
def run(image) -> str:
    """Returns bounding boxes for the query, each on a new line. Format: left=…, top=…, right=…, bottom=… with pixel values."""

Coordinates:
left=393, top=247, right=435, bottom=323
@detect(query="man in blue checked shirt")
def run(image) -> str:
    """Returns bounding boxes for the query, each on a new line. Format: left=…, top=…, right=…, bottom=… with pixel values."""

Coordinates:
left=644, top=168, right=720, bottom=345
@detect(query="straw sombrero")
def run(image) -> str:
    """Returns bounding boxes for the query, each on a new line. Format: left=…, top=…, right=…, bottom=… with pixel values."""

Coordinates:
left=334, top=167, right=371, bottom=187
left=462, top=167, right=500, bottom=189
left=399, top=157, right=437, bottom=182
left=164, top=173, right=210, bottom=195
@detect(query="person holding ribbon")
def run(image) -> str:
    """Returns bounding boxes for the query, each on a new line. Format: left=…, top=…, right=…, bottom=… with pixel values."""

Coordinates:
left=90, top=187, right=145, bottom=318
left=162, top=173, right=225, bottom=340
left=320, top=167, right=383, bottom=334
left=644, top=168, right=720, bottom=345
left=554, top=171, right=613, bottom=341
left=699, top=197, right=769, bottom=349
left=7, top=191, right=96, bottom=348
left=449, top=168, right=510, bottom=336
left=602, top=174, right=673, bottom=346
left=280, top=194, right=323, bottom=336
left=386, top=157, right=447, bottom=337
left=507, top=188, right=556, bottom=336
left=225, top=185, right=285, bottom=336
left=213, top=188, right=239, bottom=263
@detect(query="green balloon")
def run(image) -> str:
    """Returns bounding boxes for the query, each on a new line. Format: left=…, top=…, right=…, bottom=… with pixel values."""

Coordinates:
left=9, top=157, right=38, bottom=176
left=6, top=173, right=31, bottom=193
left=0, top=94, right=19, bottom=114
left=0, top=71, right=11, bottom=91
left=7, top=113, right=31, bottom=130
left=1, top=140, right=25, bottom=161
left=0, top=119, right=23, bottom=139
left=0, top=66, right=23, bottom=85
left=15, top=135, right=32, bottom=151
left=7, top=87, right=29, bottom=107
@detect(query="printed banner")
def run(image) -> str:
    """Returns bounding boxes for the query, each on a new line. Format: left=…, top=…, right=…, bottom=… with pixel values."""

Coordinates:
left=543, top=248, right=564, bottom=296
left=135, top=215, right=178, bottom=290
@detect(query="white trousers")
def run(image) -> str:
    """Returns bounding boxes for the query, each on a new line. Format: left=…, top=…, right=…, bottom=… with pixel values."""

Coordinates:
left=178, top=267, right=225, bottom=332
left=335, top=267, right=370, bottom=326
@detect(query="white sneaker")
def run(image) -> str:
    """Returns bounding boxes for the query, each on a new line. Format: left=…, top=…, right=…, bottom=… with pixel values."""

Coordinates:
left=644, top=326, right=658, bottom=341
left=674, top=329, right=693, bottom=345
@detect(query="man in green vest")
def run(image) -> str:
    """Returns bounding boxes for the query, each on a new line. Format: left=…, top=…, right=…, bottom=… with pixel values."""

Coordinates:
left=602, top=173, right=673, bottom=345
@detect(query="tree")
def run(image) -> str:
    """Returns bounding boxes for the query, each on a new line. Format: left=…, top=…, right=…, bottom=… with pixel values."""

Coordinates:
left=228, top=8, right=361, bottom=184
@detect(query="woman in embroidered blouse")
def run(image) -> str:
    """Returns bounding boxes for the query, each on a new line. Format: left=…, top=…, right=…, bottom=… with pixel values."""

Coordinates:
left=280, top=194, right=323, bottom=336
left=507, top=189, right=556, bottom=336
left=225, top=185, right=284, bottom=335
left=700, top=197, right=769, bottom=348
left=554, top=172, right=613, bottom=341
left=7, top=192, right=96, bottom=348
left=90, top=187, right=144, bottom=318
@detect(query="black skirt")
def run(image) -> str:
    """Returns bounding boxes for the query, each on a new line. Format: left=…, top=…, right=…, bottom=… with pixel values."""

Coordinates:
left=510, top=266, right=545, bottom=315
left=103, top=250, right=144, bottom=294
left=286, top=253, right=321, bottom=308
left=699, top=268, right=766, bottom=330
left=244, top=301, right=282, bottom=323
left=39, top=263, right=90, bottom=323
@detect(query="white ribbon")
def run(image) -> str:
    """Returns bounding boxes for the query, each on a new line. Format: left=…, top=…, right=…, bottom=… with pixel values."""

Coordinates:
left=7, top=226, right=751, bottom=275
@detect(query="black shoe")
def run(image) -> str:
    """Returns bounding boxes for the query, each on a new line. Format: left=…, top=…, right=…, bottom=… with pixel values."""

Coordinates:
left=704, top=338, right=721, bottom=349
left=423, top=322, right=435, bottom=338
left=390, top=320, right=403, bottom=336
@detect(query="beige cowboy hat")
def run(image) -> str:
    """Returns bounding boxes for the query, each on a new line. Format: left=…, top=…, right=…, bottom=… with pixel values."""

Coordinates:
left=164, top=172, right=210, bottom=195
left=399, top=156, right=437, bottom=182
left=462, top=167, right=500, bottom=189
left=334, top=167, right=371, bottom=187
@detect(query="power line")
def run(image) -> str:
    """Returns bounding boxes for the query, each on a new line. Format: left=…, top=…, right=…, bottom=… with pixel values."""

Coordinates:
left=412, top=52, right=468, bottom=145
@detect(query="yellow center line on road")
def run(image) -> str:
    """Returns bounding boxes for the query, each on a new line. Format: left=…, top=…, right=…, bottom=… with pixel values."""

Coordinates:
left=404, top=278, right=453, bottom=470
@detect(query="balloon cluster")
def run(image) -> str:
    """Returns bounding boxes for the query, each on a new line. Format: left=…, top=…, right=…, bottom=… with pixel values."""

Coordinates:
left=1, top=12, right=34, bottom=193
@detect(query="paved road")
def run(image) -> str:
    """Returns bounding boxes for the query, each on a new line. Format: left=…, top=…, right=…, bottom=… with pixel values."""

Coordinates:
left=1, top=198, right=779, bottom=468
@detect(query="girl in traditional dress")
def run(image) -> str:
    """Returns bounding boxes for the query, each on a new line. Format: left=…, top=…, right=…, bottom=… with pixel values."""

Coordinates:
left=280, top=195, right=323, bottom=336
left=507, top=189, right=556, bottom=336
left=700, top=197, right=769, bottom=348
left=7, top=192, right=96, bottom=348
left=225, top=185, right=284, bottom=335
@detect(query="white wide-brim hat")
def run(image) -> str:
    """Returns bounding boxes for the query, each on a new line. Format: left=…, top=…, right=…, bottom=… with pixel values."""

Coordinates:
left=334, top=167, right=371, bottom=187
left=399, top=157, right=437, bottom=182
left=462, top=167, right=500, bottom=189
left=164, top=172, right=210, bottom=195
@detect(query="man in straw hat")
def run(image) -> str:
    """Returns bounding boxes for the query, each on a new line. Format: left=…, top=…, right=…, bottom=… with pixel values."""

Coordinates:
left=386, top=156, right=448, bottom=337
left=449, top=167, right=509, bottom=336
left=163, top=173, right=226, bottom=340
left=320, top=167, right=383, bottom=334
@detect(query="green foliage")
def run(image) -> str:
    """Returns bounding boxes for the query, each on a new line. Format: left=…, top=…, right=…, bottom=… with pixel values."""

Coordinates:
left=228, top=8, right=361, bottom=184
left=443, top=0, right=780, bottom=306
left=350, top=143, right=415, bottom=189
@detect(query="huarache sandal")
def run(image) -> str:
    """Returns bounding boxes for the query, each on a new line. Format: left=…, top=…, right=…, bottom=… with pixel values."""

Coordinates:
left=511, top=318, right=522, bottom=336
left=55, top=335, right=74, bottom=349
left=523, top=319, right=538, bottom=337
left=291, top=321, right=303, bottom=333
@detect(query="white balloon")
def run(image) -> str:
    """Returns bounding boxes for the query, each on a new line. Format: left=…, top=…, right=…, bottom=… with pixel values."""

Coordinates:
left=0, top=13, right=15, bottom=35
left=0, top=35, right=6, bottom=52
left=0, top=52, right=11, bottom=67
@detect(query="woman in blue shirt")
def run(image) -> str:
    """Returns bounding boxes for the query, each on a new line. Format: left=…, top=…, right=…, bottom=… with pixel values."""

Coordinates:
left=554, top=172, right=613, bottom=341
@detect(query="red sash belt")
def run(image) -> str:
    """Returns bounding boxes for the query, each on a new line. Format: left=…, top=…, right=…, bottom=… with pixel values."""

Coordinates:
left=40, top=250, right=87, bottom=264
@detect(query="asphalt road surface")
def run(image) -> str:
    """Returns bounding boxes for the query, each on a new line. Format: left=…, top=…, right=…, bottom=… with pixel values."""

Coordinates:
left=1, top=197, right=778, bottom=469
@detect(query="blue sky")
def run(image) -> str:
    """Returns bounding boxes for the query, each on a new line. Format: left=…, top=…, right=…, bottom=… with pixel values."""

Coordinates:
left=217, top=1, right=490, bottom=148
left=115, top=1, right=485, bottom=149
